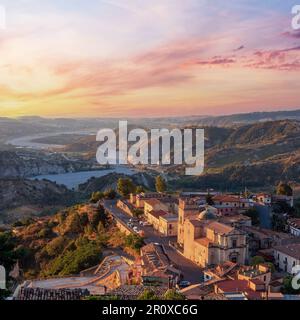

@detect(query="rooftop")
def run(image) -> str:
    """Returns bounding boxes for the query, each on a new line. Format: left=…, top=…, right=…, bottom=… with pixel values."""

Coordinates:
left=219, top=215, right=251, bottom=225
left=274, top=243, right=300, bottom=260
left=207, top=221, right=234, bottom=235
left=149, top=210, right=169, bottom=219
left=195, top=238, right=212, bottom=247
left=160, top=215, right=178, bottom=222
left=215, top=280, right=263, bottom=300
left=144, top=199, right=163, bottom=207
left=141, top=243, right=169, bottom=274
left=288, top=218, right=300, bottom=229
left=213, top=195, right=242, bottom=203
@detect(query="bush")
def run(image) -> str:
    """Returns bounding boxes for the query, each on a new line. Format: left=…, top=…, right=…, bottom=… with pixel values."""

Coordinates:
left=244, top=208, right=260, bottom=226
left=250, top=256, right=265, bottom=266
left=276, top=182, right=293, bottom=196
left=155, top=176, right=167, bottom=193
left=45, top=240, right=102, bottom=276
left=0, top=232, right=18, bottom=270
left=125, top=234, right=144, bottom=252
left=117, top=178, right=136, bottom=197
left=104, top=189, right=117, bottom=200
left=164, top=289, right=186, bottom=300
left=282, top=275, right=300, bottom=294
left=45, top=237, right=69, bottom=257
left=38, top=227, right=53, bottom=239
left=138, top=289, right=160, bottom=300
left=133, top=209, right=144, bottom=218
left=90, top=191, right=104, bottom=203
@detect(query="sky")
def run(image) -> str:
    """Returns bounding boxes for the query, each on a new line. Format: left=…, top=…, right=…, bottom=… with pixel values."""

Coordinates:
left=0, top=0, right=300, bottom=118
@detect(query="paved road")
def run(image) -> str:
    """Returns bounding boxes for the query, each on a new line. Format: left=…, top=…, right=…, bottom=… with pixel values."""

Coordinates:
left=102, top=200, right=203, bottom=284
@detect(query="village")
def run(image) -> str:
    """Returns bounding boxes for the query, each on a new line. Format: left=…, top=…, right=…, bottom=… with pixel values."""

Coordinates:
left=13, top=180, right=300, bottom=301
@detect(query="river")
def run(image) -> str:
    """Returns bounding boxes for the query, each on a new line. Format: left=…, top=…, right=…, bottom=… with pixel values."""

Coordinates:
left=6, top=130, right=96, bottom=150
left=31, top=166, right=136, bottom=189
left=8, top=132, right=137, bottom=189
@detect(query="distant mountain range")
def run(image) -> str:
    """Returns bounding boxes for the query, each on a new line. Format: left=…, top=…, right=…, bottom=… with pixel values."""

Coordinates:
left=176, top=109, right=300, bottom=127
left=1, top=109, right=300, bottom=138
left=173, top=119, right=300, bottom=191
left=1, top=113, right=300, bottom=223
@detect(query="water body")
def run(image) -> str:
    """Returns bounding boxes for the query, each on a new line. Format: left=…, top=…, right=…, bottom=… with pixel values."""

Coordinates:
left=31, top=166, right=136, bottom=189
left=6, top=130, right=96, bottom=150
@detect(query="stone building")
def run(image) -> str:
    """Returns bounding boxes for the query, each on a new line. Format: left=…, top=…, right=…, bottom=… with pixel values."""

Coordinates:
left=178, top=199, right=248, bottom=267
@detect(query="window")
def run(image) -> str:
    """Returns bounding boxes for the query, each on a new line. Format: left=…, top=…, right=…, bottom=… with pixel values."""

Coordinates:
left=231, top=257, right=237, bottom=263
left=232, top=239, right=237, bottom=248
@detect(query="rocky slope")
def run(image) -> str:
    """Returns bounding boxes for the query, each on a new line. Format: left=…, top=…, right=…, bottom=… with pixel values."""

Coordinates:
left=78, top=172, right=156, bottom=195
left=0, top=178, right=76, bottom=212
left=0, top=151, right=96, bottom=178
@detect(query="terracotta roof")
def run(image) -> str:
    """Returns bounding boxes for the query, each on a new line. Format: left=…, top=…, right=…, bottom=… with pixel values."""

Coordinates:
left=219, top=215, right=251, bottom=224
left=288, top=218, right=300, bottom=229
left=213, top=195, right=241, bottom=203
left=149, top=210, right=168, bottom=219
left=141, top=243, right=169, bottom=273
left=207, top=221, right=234, bottom=235
left=274, top=243, right=300, bottom=260
left=144, top=199, right=162, bottom=207
left=195, top=238, right=212, bottom=247
left=216, top=279, right=249, bottom=293
left=256, top=193, right=271, bottom=197
left=250, top=278, right=265, bottom=286
left=188, top=219, right=205, bottom=227
left=216, top=280, right=263, bottom=300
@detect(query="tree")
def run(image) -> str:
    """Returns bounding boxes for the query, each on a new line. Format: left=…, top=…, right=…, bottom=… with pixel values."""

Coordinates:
left=155, top=176, right=167, bottom=193
left=206, top=194, right=214, bottom=206
left=104, top=188, right=117, bottom=200
left=244, top=208, right=260, bottom=226
left=125, top=234, right=144, bottom=252
left=276, top=182, right=293, bottom=196
left=0, top=232, right=18, bottom=270
left=133, top=209, right=144, bottom=218
left=90, top=191, right=104, bottom=203
left=117, top=178, right=136, bottom=197
left=136, top=185, right=145, bottom=194
left=282, top=275, right=300, bottom=294
left=293, top=199, right=300, bottom=218
left=46, top=236, right=69, bottom=257
left=250, top=255, right=265, bottom=266
left=164, top=289, right=186, bottom=300
left=138, top=289, right=160, bottom=300
left=44, top=240, right=102, bottom=277
left=264, top=262, right=275, bottom=273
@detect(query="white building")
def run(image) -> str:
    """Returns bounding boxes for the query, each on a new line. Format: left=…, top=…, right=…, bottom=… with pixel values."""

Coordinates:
left=274, top=243, right=300, bottom=274
left=288, top=219, right=300, bottom=237
left=256, top=193, right=272, bottom=205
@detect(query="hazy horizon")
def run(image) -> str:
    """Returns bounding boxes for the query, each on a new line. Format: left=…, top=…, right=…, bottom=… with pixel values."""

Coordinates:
left=0, top=107, right=299, bottom=121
